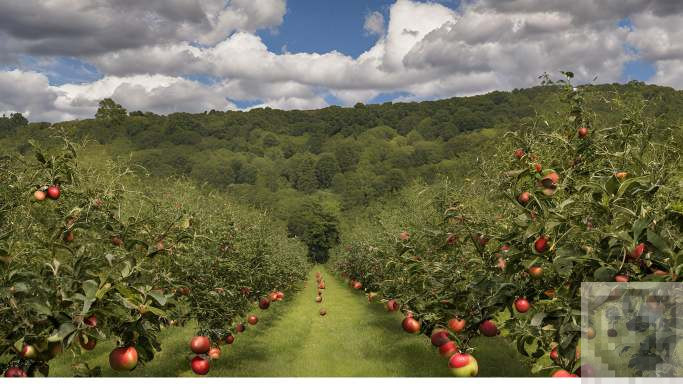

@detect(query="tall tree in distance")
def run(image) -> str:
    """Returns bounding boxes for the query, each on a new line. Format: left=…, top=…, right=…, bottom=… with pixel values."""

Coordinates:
left=95, top=98, right=127, bottom=125
left=286, top=200, right=340, bottom=263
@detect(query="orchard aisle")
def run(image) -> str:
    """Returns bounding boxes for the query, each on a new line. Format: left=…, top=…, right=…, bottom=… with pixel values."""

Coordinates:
left=51, top=268, right=531, bottom=377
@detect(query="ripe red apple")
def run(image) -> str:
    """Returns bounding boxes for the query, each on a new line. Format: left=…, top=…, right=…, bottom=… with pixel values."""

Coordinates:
left=615, top=171, right=628, bottom=180
left=449, top=353, right=478, bottom=377
left=439, top=341, right=458, bottom=358
left=111, top=236, right=124, bottom=247
left=448, top=318, right=466, bottom=333
left=109, top=346, right=138, bottom=372
left=514, top=148, right=525, bottom=159
left=534, top=163, right=542, bottom=173
left=534, top=236, right=549, bottom=253
left=84, top=314, right=97, bottom=327
left=549, top=346, right=559, bottom=361
left=268, top=292, right=278, bottom=302
left=529, top=266, right=544, bottom=279
left=399, top=230, right=410, bottom=241
left=514, top=297, right=531, bottom=313
left=275, top=291, right=284, bottom=300
left=235, top=323, right=245, bottom=333
left=79, top=334, right=97, bottom=351
left=542, top=171, right=559, bottom=186
left=208, top=347, right=221, bottom=360
left=614, top=274, right=629, bottom=283
left=190, top=336, right=211, bottom=354
left=4, top=367, right=27, bottom=377
left=20, top=344, right=38, bottom=359
left=247, top=315, right=258, bottom=325
left=190, top=356, right=210, bottom=375
left=500, top=244, right=510, bottom=252
left=315, top=296, right=322, bottom=303
left=353, top=281, right=362, bottom=290
left=319, top=308, right=327, bottom=316
left=259, top=298, right=270, bottom=310
left=386, top=299, right=398, bottom=312
left=630, top=243, right=645, bottom=259
left=47, top=185, right=61, bottom=200
left=517, top=191, right=530, bottom=204
left=430, top=329, right=451, bottom=347
left=318, top=282, right=325, bottom=289
left=225, top=334, right=235, bottom=344
left=34, top=190, right=46, bottom=201
left=478, top=320, right=498, bottom=337
left=551, top=369, right=577, bottom=377
left=577, top=127, right=588, bottom=138
left=402, top=316, right=421, bottom=334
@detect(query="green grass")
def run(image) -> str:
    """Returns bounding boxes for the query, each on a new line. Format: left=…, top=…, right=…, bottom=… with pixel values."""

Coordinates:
left=50, top=267, right=533, bottom=377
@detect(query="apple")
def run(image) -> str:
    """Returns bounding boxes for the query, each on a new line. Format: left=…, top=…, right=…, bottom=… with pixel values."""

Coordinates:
left=34, top=190, right=46, bottom=201
left=430, top=329, right=451, bottom=347
left=449, top=353, right=478, bottom=377
left=275, top=291, right=284, bottom=300
left=4, top=367, right=27, bottom=377
left=399, top=231, right=410, bottom=241
left=448, top=318, right=466, bottom=333
left=235, top=323, right=245, bottom=333
left=500, top=244, right=510, bottom=252
left=20, top=344, right=38, bottom=359
left=478, top=319, right=498, bottom=337
left=190, top=336, right=211, bottom=354
left=315, top=296, right=322, bottom=303
left=47, top=185, right=60, bottom=200
left=577, top=126, right=588, bottom=138
left=614, top=274, right=629, bottom=282
left=225, top=334, right=235, bottom=344
left=514, top=297, right=531, bottom=313
left=534, top=163, right=542, bottom=173
left=446, top=233, right=458, bottom=245
left=534, top=236, right=549, bottom=253
left=615, top=171, right=628, bottom=181
left=550, top=346, right=559, bottom=361
left=367, top=292, right=378, bottom=302
left=497, top=256, right=507, bottom=270
left=247, top=315, right=258, bottom=325
left=208, top=347, right=221, bottom=359
left=630, top=243, right=645, bottom=259
left=319, top=308, right=327, bottom=316
left=353, top=281, right=362, bottom=290
left=318, top=282, right=325, bottom=289
left=386, top=299, right=398, bottom=312
left=259, top=298, right=270, bottom=310
left=541, top=171, right=560, bottom=187
left=544, top=289, right=556, bottom=298
left=514, top=148, right=525, bottom=159
left=269, top=292, right=278, bottom=302
left=179, top=287, right=191, bottom=296
left=109, top=346, right=138, bottom=372
left=584, top=326, right=596, bottom=339
left=529, top=266, right=544, bottom=279
left=79, top=334, right=97, bottom=351
left=551, top=369, right=577, bottom=377
left=517, top=191, right=531, bottom=204
left=439, top=341, right=458, bottom=358
left=191, top=356, right=210, bottom=375
left=402, top=316, right=421, bottom=334
left=84, top=314, right=97, bottom=327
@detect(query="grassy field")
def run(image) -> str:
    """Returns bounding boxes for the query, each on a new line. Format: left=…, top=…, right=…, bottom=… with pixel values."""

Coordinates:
left=50, top=268, right=532, bottom=377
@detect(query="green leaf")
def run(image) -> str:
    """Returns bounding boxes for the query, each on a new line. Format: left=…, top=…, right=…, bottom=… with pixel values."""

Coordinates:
left=631, top=218, right=649, bottom=242
left=594, top=266, right=617, bottom=281
left=147, top=290, right=167, bottom=306
left=146, top=306, right=167, bottom=318
left=647, top=229, right=673, bottom=256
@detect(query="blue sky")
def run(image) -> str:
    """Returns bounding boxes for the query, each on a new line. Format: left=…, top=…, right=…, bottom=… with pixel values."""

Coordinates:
left=0, top=0, right=679, bottom=122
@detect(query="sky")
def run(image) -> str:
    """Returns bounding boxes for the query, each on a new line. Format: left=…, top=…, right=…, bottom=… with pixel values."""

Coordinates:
left=0, top=0, right=682, bottom=122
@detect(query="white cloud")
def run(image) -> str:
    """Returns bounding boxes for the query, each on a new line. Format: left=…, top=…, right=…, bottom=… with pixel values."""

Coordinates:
left=364, top=11, right=386, bottom=36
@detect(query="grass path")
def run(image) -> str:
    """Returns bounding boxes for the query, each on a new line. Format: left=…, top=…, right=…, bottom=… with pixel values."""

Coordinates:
left=50, top=267, right=532, bottom=377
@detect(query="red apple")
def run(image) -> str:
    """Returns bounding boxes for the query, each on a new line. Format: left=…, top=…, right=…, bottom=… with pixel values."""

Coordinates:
left=517, top=191, right=530, bottom=204
left=534, top=163, right=542, bottom=173
left=439, top=341, right=458, bottom=358
left=4, top=367, right=27, bottom=377
left=275, top=291, right=284, bottom=300
left=615, top=172, right=628, bottom=181
left=47, top=185, right=60, bottom=200
left=577, top=127, right=588, bottom=138
left=529, top=266, right=544, bottom=279
left=190, top=356, right=210, bottom=375
left=402, top=316, right=421, bottom=334
left=614, top=274, right=629, bottom=283
left=550, top=346, right=559, bottom=361
left=448, top=318, right=466, bottom=333
left=386, top=299, right=399, bottom=312
left=430, top=329, right=450, bottom=347
left=399, top=231, right=410, bottom=241
left=259, top=298, right=270, bottom=310
left=225, top=334, right=235, bottom=344
left=34, top=190, right=46, bottom=201
left=478, top=320, right=498, bottom=337
left=235, top=323, right=245, bottom=333
left=449, top=353, right=479, bottom=377
left=79, top=334, right=97, bottom=351
left=190, top=336, right=210, bottom=354
left=514, top=297, right=531, bottom=313
left=109, top=346, right=138, bottom=372
left=514, top=148, right=525, bottom=159
left=208, top=347, right=221, bottom=360
left=84, top=314, right=97, bottom=327
left=20, top=344, right=38, bottom=359
left=534, top=236, right=549, bottom=253
left=551, top=369, right=577, bottom=377
left=353, top=281, right=362, bottom=290
left=247, top=315, right=258, bottom=325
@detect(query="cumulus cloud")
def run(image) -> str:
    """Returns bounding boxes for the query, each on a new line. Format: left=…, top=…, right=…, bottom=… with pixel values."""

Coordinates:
left=364, top=11, right=386, bottom=36
left=1, top=0, right=683, bottom=121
